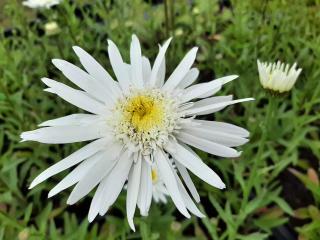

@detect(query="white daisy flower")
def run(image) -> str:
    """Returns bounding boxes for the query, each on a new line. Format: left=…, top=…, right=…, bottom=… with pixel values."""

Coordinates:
left=151, top=164, right=169, bottom=204
left=21, top=35, right=253, bottom=231
left=22, top=0, right=61, bottom=9
left=257, top=60, right=302, bottom=93
left=125, top=164, right=168, bottom=208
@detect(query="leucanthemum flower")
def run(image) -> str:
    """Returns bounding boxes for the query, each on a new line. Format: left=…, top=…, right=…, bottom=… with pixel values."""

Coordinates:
left=257, top=60, right=302, bottom=93
left=22, top=0, right=61, bottom=9
left=151, top=163, right=169, bottom=204
left=126, top=163, right=168, bottom=210
left=22, top=35, right=253, bottom=231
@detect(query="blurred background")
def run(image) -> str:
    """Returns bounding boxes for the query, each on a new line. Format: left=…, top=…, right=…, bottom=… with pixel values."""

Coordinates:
left=0, top=0, right=319, bottom=239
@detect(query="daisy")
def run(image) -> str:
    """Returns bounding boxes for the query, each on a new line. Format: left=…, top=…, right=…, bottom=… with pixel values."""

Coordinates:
left=22, top=35, right=253, bottom=230
left=257, top=60, right=302, bottom=93
left=22, top=0, right=61, bottom=9
left=151, top=163, right=169, bottom=204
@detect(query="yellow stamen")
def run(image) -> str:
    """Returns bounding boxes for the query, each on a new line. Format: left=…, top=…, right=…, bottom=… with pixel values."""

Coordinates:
left=125, top=95, right=164, bottom=132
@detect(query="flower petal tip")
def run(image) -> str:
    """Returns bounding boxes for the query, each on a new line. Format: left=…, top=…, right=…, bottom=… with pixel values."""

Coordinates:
left=192, top=46, right=199, bottom=53
left=41, top=77, right=50, bottom=84
left=140, top=212, right=148, bottom=217
left=72, top=45, right=81, bottom=51
left=219, top=182, right=226, bottom=189
left=44, top=88, right=55, bottom=94
left=88, top=213, right=97, bottom=223
left=51, top=58, right=60, bottom=66
left=164, top=37, right=173, bottom=46
left=107, top=39, right=115, bottom=46
left=128, top=220, right=136, bottom=232
left=132, top=34, right=138, bottom=41
left=20, top=132, right=28, bottom=141
left=235, top=151, right=243, bottom=158
left=66, top=197, right=74, bottom=205
left=29, top=181, right=37, bottom=189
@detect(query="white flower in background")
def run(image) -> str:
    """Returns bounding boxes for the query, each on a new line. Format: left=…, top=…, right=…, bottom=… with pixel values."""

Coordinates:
left=22, top=0, right=61, bottom=9
left=151, top=164, right=169, bottom=204
left=44, top=21, right=60, bottom=36
left=257, top=60, right=302, bottom=93
left=126, top=164, right=168, bottom=208
left=21, top=35, right=253, bottom=231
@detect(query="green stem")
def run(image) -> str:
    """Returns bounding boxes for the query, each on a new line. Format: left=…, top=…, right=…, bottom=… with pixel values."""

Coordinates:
left=241, top=94, right=277, bottom=206
left=58, top=5, right=78, bottom=44
left=255, top=0, right=269, bottom=58
left=164, top=0, right=170, bottom=37
left=170, top=0, right=175, bottom=34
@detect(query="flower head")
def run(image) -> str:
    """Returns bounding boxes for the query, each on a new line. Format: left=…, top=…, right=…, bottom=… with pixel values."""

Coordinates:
left=23, top=0, right=61, bottom=9
left=44, top=21, right=60, bottom=36
left=257, top=60, right=302, bottom=93
left=22, top=35, right=253, bottom=231
left=151, top=163, right=169, bottom=204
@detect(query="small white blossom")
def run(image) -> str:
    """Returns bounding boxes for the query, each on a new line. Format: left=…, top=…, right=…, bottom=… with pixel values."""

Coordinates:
left=257, top=60, right=302, bottom=93
left=23, top=0, right=61, bottom=9
left=44, top=22, right=60, bottom=36
left=151, top=164, right=169, bottom=204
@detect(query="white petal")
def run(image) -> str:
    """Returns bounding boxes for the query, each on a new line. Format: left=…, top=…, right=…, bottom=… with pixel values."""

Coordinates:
left=197, top=74, right=236, bottom=98
left=126, top=156, right=142, bottom=231
left=177, top=131, right=240, bottom=158
left=181, top=75, right=238, bottom=103
left=166, top=140, right=225, bottom=189
left=181, top=79, right=222, bottom=103
left=99, top=151, right=134, bottom=216
left=142, top=56, right=151, bottom=85
left=52, top=59, right=114, bottom=105
left=185, top=95, right=233, bottom=115
left=182, top=125, right=248, bottom=147
left=137, top=159, right=152, bottom=216
left=192, top=120, right=250, bottom=138
left=72, top=46, right=121, bottom=101
left=107, top=39, right=131, bottom=92
left=130, top=35, right=144, bottom=88
left=21, top=123, right=106, bottom=144
left=157, top=56, right=166, bottom=87
left=28, top=138, right=109, bottom=189
left=88, top=180, right=106, bottom=222
left=162, top=47, right=198, bottom=91
left=175, top=161, right=200, bottom=203
left=149, top=38, right=172, bottom=87
left=48, top=151, right=103, bottom=197
left=172, top=167, right=205, bottom=217
left=155, top=148, right=190, bottom=218
left=182, top=82, right=220, bottom=101
left=183, top=98, right=254, bottom=116
left=39, top=114, right=100, bottom=127
left=67, top=143, right=123, bottom=205
left=42, top=78, right=107, bottom=114
left=177, top=68, right=199, bottom=89
left=180, top=143, right=201, bottom=159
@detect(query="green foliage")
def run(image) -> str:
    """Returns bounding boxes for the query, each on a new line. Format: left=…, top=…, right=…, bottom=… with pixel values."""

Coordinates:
left=0, top=0, right=319, bottom=239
